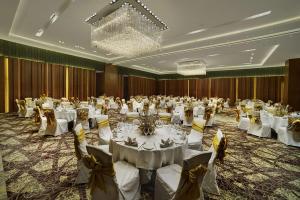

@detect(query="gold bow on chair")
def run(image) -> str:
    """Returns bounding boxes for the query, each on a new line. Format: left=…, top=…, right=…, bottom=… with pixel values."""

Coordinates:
left=33, top=107, right=41, bottom=123
left=44, top=109, right=57, bottom=132
left=174, top=165, right=207, bottom=200
left=98, top=119, right=109, bottom=128
left=235, top=109, right=240, bottom=122
left=83, top=155, right=116, bottom=193
left=192, top=120, right=205, bottom=133
left=212, top=134, right=227, bottom=163
left=77, top=108, right=89, bottom=121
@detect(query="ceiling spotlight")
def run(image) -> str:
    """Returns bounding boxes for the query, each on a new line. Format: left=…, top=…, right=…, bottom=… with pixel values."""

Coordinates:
left=50, top=12, right=59, bottom=24
left=35, top=29, right=44, bottom=37
left=58, top=40, right=64, bottom=44
left=93, top=50, right=97, bottom=53
left=187, top=28, right=206, bottom=35
left=244, top=11, right=271, bottom=20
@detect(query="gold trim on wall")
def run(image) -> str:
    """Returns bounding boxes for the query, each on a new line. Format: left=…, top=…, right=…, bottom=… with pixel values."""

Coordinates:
left=65, top=67, right=69, bottom=99
left=235, top=78, right=239, bottom=100
left=253, top=77, right=257, bottom=99
left=4, top=57, right=9, bottom=113
left=187, top=80, right=190, bottom=97
left=208, top=78, right=211, bottom=98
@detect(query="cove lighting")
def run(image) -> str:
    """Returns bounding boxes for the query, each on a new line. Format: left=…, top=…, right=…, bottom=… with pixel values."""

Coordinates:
left=187, top=28, right=206, bottom=35
left=208, top=53, right=220, bottom=57
left=244, top=11, right=271, bottom=20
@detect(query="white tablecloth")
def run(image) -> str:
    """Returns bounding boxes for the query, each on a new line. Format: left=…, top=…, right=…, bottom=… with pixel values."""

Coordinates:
left=111, top=124, right=187, bottom=170
left=55, top=109, right=77, bottom=122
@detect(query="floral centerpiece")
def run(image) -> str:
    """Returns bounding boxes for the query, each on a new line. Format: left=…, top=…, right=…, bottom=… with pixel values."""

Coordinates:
left=138, top=112, right=159, bottom=136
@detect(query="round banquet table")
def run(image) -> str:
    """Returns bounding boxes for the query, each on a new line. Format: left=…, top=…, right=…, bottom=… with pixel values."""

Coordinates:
left=111, top=123, right=188, bottom=170
left=55, top=109, right=77, bottom=122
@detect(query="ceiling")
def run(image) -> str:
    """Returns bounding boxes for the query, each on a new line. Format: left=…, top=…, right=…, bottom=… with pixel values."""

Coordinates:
left=0, top=0, right=300, bottom=74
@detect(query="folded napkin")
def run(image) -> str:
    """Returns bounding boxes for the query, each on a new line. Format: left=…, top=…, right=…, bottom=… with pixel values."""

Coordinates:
left=160, top=138, right=174, bottom=148
left=124, top=137, right=138, bottom=147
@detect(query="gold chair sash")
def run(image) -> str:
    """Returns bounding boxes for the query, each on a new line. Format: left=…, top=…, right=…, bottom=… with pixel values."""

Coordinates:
left=192, top=121, right=204, bottom=133
left=77, top=128, right=86, bottom=143
left=212, top=134, right=227, bottom=163
left=33, top=107, right=41, bottom=123
left=127, top=116, right=138, bottom=121
left=159, top=116, right=171, bottom=122
left=98, top=119, right=109, bottom=128
left=174, top=165, right=207, bottom=200
left=83, top=155, right=116, bottom=193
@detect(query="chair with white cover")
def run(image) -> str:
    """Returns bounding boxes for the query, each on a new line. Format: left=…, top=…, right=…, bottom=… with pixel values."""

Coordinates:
left=202, top=129, right=227, bottom=195
left=247, top=111, right=271, bottom=137
left=98, top=118, right=113, bottom=145
left=154, top=151, right=212, bottom=200
left=43, top=109, right=68, bottom=136
left=16, top=99, right=34, bottom=117
left=84, top=145, right=141, bottom=200
left=188, top=119, right=206, bottom=151
left=277, top=119, right=300, bottom=147
left=33, top=106, right=47, bottom=133
left=77, top=108, right=90, bottom=132
left=73, top=124, right=91, bottom=184
left=126, top=112, right=139, bottom=123
left=158, top=112, right=172, bottom=124
left=203, top=107, right=214, bottom=127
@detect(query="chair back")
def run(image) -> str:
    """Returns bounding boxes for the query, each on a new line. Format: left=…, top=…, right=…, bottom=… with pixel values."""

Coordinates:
left=174, top=151, right=212, bottom=200
left=44, top=109, right=57, bottom=132
left=74, top=124, right=88, bottom=160
left=77, top=108, right=89, bottom=121
left=210, top=129, right=227, bottom=165
left=85, top=145, right=119, bottom=199
left=191, top=118, right=206, bottom=133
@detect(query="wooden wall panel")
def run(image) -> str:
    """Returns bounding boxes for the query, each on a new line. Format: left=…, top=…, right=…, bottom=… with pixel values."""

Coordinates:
left=48, top=64, right=65, bottom=99
left=20, top=59, right=32, bottom=99
left=165, top=80, right=188, bottom=97
left=196, top=79, right=209, bottom=98
left=238, top=77, right=253, bottom=100
left=96, top=72, right=105, bottom=97
left=256, top=76, right=282, bottom=103
left=8, top=58, right=20, bottom=112
left=210, top=78, right=236, bottom=101
left=157, top=80, right=166, bottom=95
left=0, top=57, right=4, bottom=113
left=284, top=59, right=300, bottom=110
left=128, top=76, right=156, bottom=97
left=104, top=64, right=119, bottom=97
left=189, top=80, right=197, bottom=97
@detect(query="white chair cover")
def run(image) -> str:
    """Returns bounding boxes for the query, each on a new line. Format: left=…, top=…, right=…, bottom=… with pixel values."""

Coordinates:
left=277, top=126, right=300, bottom=147
left=154, top=151, right=212, bottom=200
left=188, top=119, right=206, bottom=150
left=202, top=129, right=225, bottom=195
left=44, top=109, right=68, bottom=136
left=98, top=118, right=113, bottom=145
left=74, top=124, right=90, bottom=184
left=85, top=145, right=141, bottom=200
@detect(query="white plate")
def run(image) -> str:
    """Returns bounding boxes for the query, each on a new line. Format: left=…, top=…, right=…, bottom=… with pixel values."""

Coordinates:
left=143, top=143, right=154, bottom=150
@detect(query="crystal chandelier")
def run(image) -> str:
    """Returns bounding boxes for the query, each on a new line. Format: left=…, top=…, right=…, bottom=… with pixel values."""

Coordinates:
left=176, top=60, right=207, bottom=76
left=86, top=0, right=168, bottom=57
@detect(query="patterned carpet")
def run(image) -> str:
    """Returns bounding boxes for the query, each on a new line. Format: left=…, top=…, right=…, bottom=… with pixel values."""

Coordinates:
left=0, top=110, right=299, bottom=200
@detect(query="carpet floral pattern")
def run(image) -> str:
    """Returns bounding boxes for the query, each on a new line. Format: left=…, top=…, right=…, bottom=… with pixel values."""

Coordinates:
left=0, top=110, right=299, bottom=200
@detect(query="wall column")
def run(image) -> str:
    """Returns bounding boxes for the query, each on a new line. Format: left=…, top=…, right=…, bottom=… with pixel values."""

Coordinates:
left=253, top=77, right=257, bottom=99
left=284, top=58, right=300, bottom=110
left=235, top=78, right=239, bottom=100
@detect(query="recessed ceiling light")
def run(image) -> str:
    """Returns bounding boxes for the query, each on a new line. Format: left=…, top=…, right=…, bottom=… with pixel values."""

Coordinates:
left=244, top=11, right=271, bottom=20
left=50, top=12, right=59, bottom=24
left=187, top=28, right=206, bottom=35
left=208, top=53, right=220, bottom=57
left=35, top=29, right=44, bottom=37
left=243, top=49, right=256, bottom=52
left=58, top=40, right=64, bottom=44
left=250, top=56, right=254, bottom=59
left=93, top=50, right=97, bottom=53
